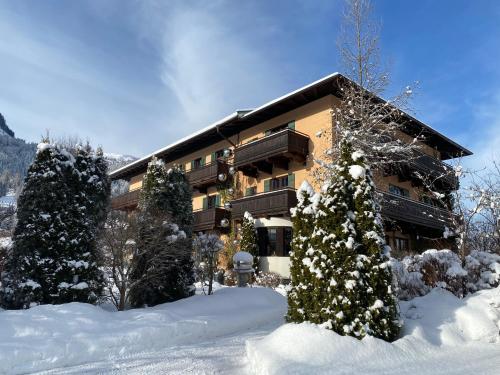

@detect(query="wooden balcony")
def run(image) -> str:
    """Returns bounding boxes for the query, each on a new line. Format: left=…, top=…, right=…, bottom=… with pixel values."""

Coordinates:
left=234, top=129, right=309, bottom=177
left=378, top=190, right=452, bottom=230
left=193, top=207, right=231, bottom=232
left=111, top=189, right=140, bottom=210
left=409, top=153, right=458, bottom=189
left=230, top=188, right=297, bottom=220
left=187, top=160, right=230, bottom=193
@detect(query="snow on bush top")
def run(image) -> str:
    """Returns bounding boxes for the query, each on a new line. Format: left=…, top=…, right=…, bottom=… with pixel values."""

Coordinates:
left=243, top=211, right=254, bottom=221
left=391, top=249, right=500, bottom=300
left=351, top=150, right=364, bottom=161
left=348, top=165, right=366, bottom=180
left=36, top=142, right=53, bottom=153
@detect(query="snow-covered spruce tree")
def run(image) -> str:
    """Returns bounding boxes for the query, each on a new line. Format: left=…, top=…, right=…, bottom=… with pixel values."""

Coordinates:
left=129, top=158, right=194, bottom=307
left=305, top=140, right=399, bottom=341
left=160, top=165, right=194, bottom=237
left=0, top=141, right=109, bottom=308
left=55, top=144, right=109, bottom=304
left=287, top=180, right=319, bottom=323
left=239, top=211, right=259, bottom=272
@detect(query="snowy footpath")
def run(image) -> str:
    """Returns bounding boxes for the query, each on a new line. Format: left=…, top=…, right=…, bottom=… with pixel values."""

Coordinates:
left=0, top=286, right=499, bottom=374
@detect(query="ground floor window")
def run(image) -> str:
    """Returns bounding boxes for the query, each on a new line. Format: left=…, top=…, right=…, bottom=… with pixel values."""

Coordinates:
left=257, top=226, right=293, bottom=256
left=394, top=237, right=409, bottom=252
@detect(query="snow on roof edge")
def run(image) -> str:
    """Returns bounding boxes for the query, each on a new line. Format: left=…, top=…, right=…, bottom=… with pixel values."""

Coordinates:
left=110, top=72, right=340, bottom=179
left=242, top=72, right=340, bottom=119
left=110, top=112, right=240, bottom=178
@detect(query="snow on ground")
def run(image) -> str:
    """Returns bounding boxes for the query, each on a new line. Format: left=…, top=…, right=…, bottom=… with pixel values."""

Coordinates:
left=246, top=287, right=500, bottom=375
left=0, top=287, right=286, bottom=374
left=1, top=286, right=499, bottom=374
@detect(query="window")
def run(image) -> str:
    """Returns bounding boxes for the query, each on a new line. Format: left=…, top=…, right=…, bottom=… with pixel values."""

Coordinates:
left=192, top=157, right=204, bottom=170
left=389, top=184, right=409, bottom=198
left=212, top=149, right=225, bottom=161
left=203, top=195, right=221, bottom=210
left=271, top=175, right=288, bottom=191
left=264, top=121, right=295, bottom=136
left=207, top=195, right=217, bottom=209
left=284, top=227, right=293, bottom=255
left=394, top=237, right=409, bottom=252
left=245, top=186, right=257, bottom=196
left=256, top=227, right=293, bottom=257
left=267, top=228, right=277, bottom=256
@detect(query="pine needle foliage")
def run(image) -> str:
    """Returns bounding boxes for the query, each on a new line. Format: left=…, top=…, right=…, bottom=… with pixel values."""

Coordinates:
left=288, top=141, right=400, bottom=341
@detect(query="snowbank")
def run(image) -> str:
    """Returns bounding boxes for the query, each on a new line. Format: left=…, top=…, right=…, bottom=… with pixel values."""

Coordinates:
left=0, top=287, right=286, bottom=374
left=246, top=287, right=500, bottom=375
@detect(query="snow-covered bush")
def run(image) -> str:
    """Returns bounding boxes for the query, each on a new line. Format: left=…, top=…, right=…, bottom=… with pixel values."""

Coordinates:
left=391, top=249, right=500, bottom=300
left=253, top=272, right=282, bottom=288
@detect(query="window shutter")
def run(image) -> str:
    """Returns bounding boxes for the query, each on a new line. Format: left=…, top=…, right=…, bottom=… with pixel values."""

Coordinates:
left=288, top=173, right=295, bottom=188
left=211, top=152, right=216, bottom=163
left=287, top=121, right=295, bottom=130
left=215, top=194, right=221, bottom=207
left=202, top=197, right=208, bottom=210
left=264, top=179, right=271, bottom=192
left=200, top=156, right=205, bottom=166
left=245, top=187, right=253, bottom=196
left=190, top=160, right=194, bottom=170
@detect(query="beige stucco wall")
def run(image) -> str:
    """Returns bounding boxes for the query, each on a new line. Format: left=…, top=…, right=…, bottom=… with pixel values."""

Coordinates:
left=125, top=94, right=439, bottom=218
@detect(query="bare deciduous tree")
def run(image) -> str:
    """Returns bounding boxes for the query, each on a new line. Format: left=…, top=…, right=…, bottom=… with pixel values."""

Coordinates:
left=193, top=233, right=224, bottom=295
left=315, top=0, right=421, bottom=183
left=100, top=210, right=137, bottom=311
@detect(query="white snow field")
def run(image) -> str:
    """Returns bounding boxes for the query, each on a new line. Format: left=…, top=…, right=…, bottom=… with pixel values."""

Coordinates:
left=0, top=286, right=499, bottom=374
left=247, top=287, right=500, bottom=375
left=0, top=287, right=286, bottom=374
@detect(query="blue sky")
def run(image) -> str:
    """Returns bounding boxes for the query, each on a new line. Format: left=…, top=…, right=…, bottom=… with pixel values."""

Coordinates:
left=0, top=0, right=499, bottom=168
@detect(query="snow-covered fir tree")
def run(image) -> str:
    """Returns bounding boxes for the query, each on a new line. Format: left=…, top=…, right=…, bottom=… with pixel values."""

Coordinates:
left=57, top=144, right=109, bottom=303
left=129, top=158, right=194, bottom=307
left=239, top=211, right=259, bottom=273
left=300, top=140, right=399, bottom=341
left=0, top=141, right=109, bottom=308
left=286, top=180, right=319, bottom=323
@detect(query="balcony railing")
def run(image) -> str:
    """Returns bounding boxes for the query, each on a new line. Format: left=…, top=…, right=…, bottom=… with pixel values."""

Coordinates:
left=230, top=187, right=297, bottom=220
left=378, top=190, right=452, bottom=230
left=234, top=129, right=309, bottom=176
left=186, top=160, right=230, bottom=193
left=193, top=207, right=231, bottom=232
left=409, top=153, right=458, bottom=189
left=111, top=189, right=140, bottom=210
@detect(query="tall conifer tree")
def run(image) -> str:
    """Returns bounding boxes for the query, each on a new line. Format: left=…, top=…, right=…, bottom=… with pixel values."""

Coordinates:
left=294, top=140, right=399, bottom=341
left=287, top=181, right=318, bottom=323
left=129, top=159, right=194, bottom=307
left=0, top=141, right=109, bottom=308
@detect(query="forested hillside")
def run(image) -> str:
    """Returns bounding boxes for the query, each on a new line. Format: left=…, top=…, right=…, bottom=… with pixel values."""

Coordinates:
left=0, top=114, right=36, bottom=197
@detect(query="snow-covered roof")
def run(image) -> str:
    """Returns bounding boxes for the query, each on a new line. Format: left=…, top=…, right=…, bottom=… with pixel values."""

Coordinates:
left=110, top=72, right=471, bottom=180
left=110, top=112, right=241, bottom=178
